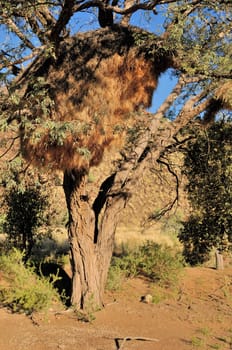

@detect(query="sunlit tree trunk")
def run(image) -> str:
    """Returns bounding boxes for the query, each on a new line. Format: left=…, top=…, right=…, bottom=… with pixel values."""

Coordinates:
left=63, top=169, right=126, bottom=310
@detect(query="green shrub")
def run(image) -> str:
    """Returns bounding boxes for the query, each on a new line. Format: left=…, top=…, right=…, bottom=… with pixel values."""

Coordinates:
left=180, top=120, right=232, bottom=265
left=0, top=249, right=62, bottom=314
left=106, top=265, right=126, bottom=291
left=110, top=241, right=184, bottom=287
left=3, top=186, right=49, bottom=260
left=0, top=214, right=6, bottom=234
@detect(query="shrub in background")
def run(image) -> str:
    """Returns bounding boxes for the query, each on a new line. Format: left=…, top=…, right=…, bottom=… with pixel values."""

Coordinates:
left=106, top=264, right=126, bottom=291
left=179, top=120, right=232, bottom=265
left=107, top=241, right=184, bottom=289
left=3, top=186, right=49, bottom=260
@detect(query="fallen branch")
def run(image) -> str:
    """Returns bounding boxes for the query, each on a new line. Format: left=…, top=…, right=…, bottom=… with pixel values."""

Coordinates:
left=115, top=336, right=159, bottom=349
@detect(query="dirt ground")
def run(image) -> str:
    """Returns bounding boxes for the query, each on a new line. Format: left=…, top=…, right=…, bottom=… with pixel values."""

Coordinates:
left=0, top=266, right=232, bottom=350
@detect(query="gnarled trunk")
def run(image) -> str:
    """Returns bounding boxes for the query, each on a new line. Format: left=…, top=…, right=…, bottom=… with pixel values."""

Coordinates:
left=63, top=169, right=125, bottom=310
left=61, top=86, right=198, bottom=309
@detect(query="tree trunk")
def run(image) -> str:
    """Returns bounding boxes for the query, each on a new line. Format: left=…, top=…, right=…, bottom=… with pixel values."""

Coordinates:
left=215, top=250, right=224, bottom=270
left=63, top=169, right=126, bottom=310
left=61, top=80, right=207, bottom=310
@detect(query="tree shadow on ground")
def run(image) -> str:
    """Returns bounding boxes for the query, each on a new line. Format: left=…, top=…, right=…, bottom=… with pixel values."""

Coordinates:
left=38, top=262, right=72, bottom=307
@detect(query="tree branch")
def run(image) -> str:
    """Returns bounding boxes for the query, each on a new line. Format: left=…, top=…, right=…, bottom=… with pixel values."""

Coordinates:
left=106, top=76, right=215, bottom=214
left=172, top=91, right=213, bottom=133
left=107, top=74, right=188, bottom=195
left=148, top=157, right=179, bottom=220
left=73, top=0, right=179, bottom=16
left=115, top=336, right=159, bottom=350
left=49, top=0, right=75, bottom=42
left=27, top=16, right=49, bottom=44
left=37, top=6, right=56, bottom=27
left=1, top=16, right=35, bottom=50
left=161, top=0, right=202, bottom=40
left=0, top=48, right=45, bottom=72
left=0, top=136, right=19, bottom=159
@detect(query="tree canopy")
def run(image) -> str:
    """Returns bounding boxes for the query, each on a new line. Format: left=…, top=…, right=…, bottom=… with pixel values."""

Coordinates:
left=1, top=1, right=231, bottom=137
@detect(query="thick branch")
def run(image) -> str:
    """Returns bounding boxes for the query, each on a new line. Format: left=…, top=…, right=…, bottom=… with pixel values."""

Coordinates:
left=172, top=91, right=213, bottom=133
left=49, top=0, right=75, bottom=42
left=105, top=75, right=186, bottom=195
left=73, top=0, right=179, bottom=15
left=35, top=7, right=58, bottom=42
left=106, top=78, right=215, bottom=209
left=38, top=6, right=56, bottom=27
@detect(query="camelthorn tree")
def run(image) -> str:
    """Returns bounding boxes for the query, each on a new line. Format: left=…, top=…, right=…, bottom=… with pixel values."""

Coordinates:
left=0, top=0, right=231, bottom=309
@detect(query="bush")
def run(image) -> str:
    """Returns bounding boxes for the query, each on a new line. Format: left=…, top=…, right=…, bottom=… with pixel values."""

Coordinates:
left=3, top=186, right=49, bottom=259
left=0, top=214, right=6, bottom=234
left=180, top=120, right=232, bottom=265
left=106, top=264, right=126, bottom=291
left=109, top=241, right=184, bottom=288
left=179, top=216, right=213, bottom=265
left=0, top=249, right=62, bottom=314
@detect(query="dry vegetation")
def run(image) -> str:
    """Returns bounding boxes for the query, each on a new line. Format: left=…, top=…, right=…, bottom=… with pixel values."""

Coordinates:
left=20, top=27, right=173, bottom=171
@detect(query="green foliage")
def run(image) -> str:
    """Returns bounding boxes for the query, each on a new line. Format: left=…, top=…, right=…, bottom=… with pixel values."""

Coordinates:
left=109, top=241, right=184, bottom=288
left=132, top=31, right=164, bottom=57
left=165, top=2, right=231, bottom=78
left=0, top=214, right=6, bottom=234
left=179, top=119, right=232, bottom=265
left=0, top=156, right=25, bottom=191
left=0, top=249, right=61, bottom=314
left=159, top=210, right=184, bottom=244
left=106, top=264, right=125, bottom=291
left=132, top=31, right=157, bottom=47
left=3, top=185, right=49, bottom=258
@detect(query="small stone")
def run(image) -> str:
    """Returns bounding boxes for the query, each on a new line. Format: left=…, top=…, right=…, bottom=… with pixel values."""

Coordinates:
left=140, top=294, right=153, bottom=304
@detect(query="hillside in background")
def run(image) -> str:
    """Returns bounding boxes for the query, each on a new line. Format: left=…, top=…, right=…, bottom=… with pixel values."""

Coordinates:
left=90, top=146, right=189, bottom=249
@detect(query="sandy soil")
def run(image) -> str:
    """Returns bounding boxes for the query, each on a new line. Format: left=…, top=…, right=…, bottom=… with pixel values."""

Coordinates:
left=0, top=266, right=232, bottom=350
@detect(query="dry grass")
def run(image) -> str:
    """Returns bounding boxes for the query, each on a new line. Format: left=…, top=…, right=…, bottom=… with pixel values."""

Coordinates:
left=21, top=49, right=158, bottom=171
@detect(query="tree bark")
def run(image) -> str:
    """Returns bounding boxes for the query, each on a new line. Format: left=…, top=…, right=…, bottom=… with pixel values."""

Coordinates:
left=63, top=169, right=127, bottom=310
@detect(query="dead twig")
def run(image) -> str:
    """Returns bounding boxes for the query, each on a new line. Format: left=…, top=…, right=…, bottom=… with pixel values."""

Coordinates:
left=0, top=136, right=19, bottom=159
left=115, top=336, right=159, bottom=349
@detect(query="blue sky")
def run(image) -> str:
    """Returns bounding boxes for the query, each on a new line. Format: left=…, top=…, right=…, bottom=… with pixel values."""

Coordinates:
left=148, top=69, right=177, bottom=113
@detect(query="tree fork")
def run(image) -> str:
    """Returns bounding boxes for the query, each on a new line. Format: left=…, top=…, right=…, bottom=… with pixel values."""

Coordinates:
left=63, top=169, right=128, bottom=309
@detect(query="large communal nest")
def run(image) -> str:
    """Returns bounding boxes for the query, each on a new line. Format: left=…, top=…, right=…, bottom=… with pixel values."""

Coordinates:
left=20, top=26, right=174, bottom=171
